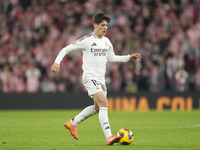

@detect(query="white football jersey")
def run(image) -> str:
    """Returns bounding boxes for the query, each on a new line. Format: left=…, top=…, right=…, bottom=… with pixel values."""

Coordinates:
left=54, top=32, right=130, bottom=82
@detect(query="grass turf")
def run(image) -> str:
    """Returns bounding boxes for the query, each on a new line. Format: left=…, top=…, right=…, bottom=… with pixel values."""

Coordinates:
left=0, top=110, right=200, bottom=150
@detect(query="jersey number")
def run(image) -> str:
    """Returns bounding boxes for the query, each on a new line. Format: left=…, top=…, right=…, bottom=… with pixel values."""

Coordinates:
left=91, top=80, right=100, bottom=86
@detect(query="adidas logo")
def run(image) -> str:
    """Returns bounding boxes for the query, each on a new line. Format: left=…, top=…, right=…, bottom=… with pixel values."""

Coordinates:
left=105, top=126, right=110, bottom=130
left=91, top=43, right=97, bottom=46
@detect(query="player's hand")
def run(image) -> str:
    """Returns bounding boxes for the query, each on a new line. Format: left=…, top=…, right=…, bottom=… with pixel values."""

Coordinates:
left=51, top=63, right=60, bottom=73
left=130, top=53, right=142, bottom=62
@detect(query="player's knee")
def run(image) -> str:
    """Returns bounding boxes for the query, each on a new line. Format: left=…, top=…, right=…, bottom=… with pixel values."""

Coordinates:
left=99, top=99, right=108, bottom=108
left=94, top=101, right=108, bottom=112
left=93, top=92, right=108, bottom=108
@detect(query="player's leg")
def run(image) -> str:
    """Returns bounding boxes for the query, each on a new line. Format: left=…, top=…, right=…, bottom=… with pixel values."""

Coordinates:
left=93, top=91, right=111, bottom=138
left=65, top=78, right=100, bottom=140
left=92, top=91, right=121, bottom=145
left=64, top=105, right=97, bottom=140
left=71, top=105, right=97, bottom=126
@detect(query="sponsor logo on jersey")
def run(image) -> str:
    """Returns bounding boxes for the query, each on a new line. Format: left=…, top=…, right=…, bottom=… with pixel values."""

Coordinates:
left=91, top=43, right=97, bottom=46
left=91, top=48, right=108, bottom=52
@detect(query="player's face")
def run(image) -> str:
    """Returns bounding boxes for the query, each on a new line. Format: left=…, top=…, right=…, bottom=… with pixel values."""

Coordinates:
left=94, top=20, right=108, bottom=38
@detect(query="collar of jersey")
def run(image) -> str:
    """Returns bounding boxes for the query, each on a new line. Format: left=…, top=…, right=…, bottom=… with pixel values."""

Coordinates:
left=92, top=32, right=105, bottom=39
left=92, top=32, right=97, bottom=38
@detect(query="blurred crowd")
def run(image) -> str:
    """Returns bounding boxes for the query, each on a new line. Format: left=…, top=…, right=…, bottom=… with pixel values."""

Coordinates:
left=0, top=0, right=200, bottom=93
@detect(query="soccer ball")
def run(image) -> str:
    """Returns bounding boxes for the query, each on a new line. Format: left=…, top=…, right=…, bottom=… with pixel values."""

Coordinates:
left=117, top=128, right=134, bottom=145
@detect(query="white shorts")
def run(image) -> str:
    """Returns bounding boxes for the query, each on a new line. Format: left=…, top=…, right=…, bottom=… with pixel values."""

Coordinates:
left=83, top=78, right=107, bottom=97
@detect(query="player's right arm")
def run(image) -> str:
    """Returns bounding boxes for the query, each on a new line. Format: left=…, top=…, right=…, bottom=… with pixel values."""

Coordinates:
left=51, top=63, right=60, bottom=73
left=51, top=40, right=85, bottom=73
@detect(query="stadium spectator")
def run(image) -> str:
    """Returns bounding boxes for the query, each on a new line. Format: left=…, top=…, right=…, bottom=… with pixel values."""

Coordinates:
left=0, top=0, right=200, bottom=93
left=138, top=67, right=149, bottom=91
left=174, top=67, right=189, bottom=92
left=41, top=71, right=57, bottom=93
left=195, top=65, right=200, bottom=91
left=148, top=64, right=165, bottom=92
left=25, top=61, right=41, bottom=92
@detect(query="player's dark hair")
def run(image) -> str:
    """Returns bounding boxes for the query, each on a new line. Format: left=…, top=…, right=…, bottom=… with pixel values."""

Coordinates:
left=93, top=12, right=111, bottom=24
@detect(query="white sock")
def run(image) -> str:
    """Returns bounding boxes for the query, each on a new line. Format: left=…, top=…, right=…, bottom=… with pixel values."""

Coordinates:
left=99, top=107, right=112, bottom=139
left=71, top=105, right=97, bottom=126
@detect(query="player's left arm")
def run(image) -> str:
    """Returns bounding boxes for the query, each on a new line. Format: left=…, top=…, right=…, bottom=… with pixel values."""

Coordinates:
left=107, top=40, right=141, bottom=62
left=129, top=53, right=142, bottom=62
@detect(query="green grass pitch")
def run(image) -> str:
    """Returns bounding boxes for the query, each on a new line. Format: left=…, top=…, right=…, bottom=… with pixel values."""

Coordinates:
left=0, top=110, right=200, bottom=150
